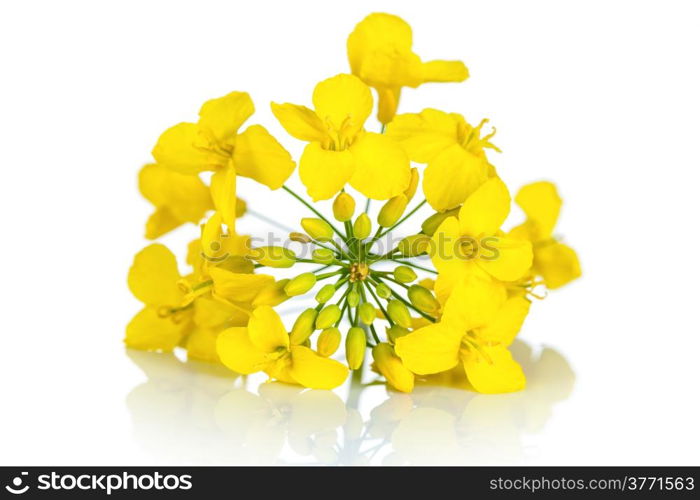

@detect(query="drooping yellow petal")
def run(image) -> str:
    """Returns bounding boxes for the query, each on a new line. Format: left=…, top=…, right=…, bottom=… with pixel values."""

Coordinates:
left=233, top=125, right=295, bottom=189
left=299, top=142, right=355, bottom=201
left=429, top=216, right=472, bottom=302
left=424, top=144, right=489, bottom=212
left=125, top=307, right=187, bottom=351
left=477, top=296, right=531, bottom=346
left=217, top=326, right=270, bottom=374
left=139, top=163, right=213, bottom=223
left=270, top=102, right=327, bottom=143
left=386, top=109, right=460, bottom=163
left=209, top=267, right=275, bottom=303
left=421, top=60, right=469, bottom=83
left=458, top=177, right=511, bottom=237
left=128, top=244, right=182, bottom=306
left=372, top=343, right=415, bottom=393
left=185, top=327, right=220, bottom=363
left=145, top=207, right=180, bottom=240
left=197, top=91, right=254, bottom=145
left=349, top=132, right=411, bottom=200
left=376, top=87, right=401, bottom=125
left=394, top=322, right=461, bottom=375
left=152, top=123, right=223, bottom=174
left=462, top=345, right=526, bottom=394
left=441, top=275, right=507, bottom=331
left=288, top=345, right=349, bottom=390
left=515, top=181, right=562, bottom=239
left=210, top=164, right=237, bottom=230
left=477, top=236, right=533, bottom=282
left=312, top=74, right=372, bottom=137
left=534, top=242, right=581, bottom=289
left=193, top=296, right=248, bottom=329
left=247, top=306, right=289, bottom=353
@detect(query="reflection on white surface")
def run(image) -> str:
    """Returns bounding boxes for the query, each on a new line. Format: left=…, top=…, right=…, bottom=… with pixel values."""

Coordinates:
left=125, top=341, right=574, bottom=465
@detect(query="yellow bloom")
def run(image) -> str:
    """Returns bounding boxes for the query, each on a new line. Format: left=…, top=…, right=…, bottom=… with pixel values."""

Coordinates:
left=372, top=343, right=414, bottom=393
left=138, top=163, right=213, bottom=239
left=216, top=306, right=349, bottom=389
left=395, top=276, right=529, bottom=393
left=126, top=244, right=191, bottom=351
left=153, top=92, right=295, bottom=229
left=347, top=13, right=469, bottom=124
left=387, top=109, right=499, bottom=211
left=271, top=73, right=411, bottom=201
left=431, top=177, right=533, bottom=303
left=510, top=182, right=581, bottom=289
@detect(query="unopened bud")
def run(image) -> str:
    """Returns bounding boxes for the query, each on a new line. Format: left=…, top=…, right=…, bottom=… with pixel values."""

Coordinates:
left=347, top=290, right=360, bottom=307
left=284, top=273, right=317, bottom=296
left=372, top=343, right=414, bottom=393
left=376, top=282, right=392, bottom=299
left=407, top=285, right=440, bottom=314
left=333, top=192, right=356, bottom=222
left=378, top=194, right=408, bottom=227
left=353, top=213, right=372, bottom=240
left=289, top=232, right=312, bottom=243
left=387, top=300, right=412, bottom=328
left=421, top=207, right=460, bottom=236
left=393, top=266, right=417, bottom=283
left=316, top=304, right=341, bottom=329
left=317, top=328, right=341, bottom=357
left=358, top=302, right=376, bottom=325
left=290, top=308, right=318, bottom=345
left=418, top=278, right=435, bottom=290
left=301, top=217, right=334, bottom=242
left=386, top=325, right=410, bottom=343
left=404, top=168, right=419, bottom=201
left=315, top=284, right=336, bottom=303
left=398, top=234, right=431, bottom=256
left=312, top=248, right=335, bottom=264
left=346, top=327, right=367, bottom=370
left=252, top=279, right=290, bottom=307
left=250, top=246, right=296, bottom=268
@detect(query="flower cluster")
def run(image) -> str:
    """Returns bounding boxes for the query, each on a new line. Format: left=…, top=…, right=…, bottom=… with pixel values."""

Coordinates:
left=127, top=13, right=581, bottom=393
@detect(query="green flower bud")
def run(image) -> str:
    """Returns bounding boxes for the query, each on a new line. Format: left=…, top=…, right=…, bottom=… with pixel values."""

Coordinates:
left=315, top=283, right=337, bottom=304
left=347, top=290, right=360, bottom=307
left=353, top=213, right=372, bottom=240
left=421, top=207, right=460, bottom=236
left=358, top=302, right=376, bottom=325
left=376, top=282, right=392, bottom=299
left=290, top=308, right=318, bottom=345
left=317, top=328, right=341, bottom=357
left=250, top=246, right=296, bottom=268
left=333, top=192, right=356, bottom=222
left=284, top=272, right=317, bottom=296
left=378, top=194, right=408, bottom=227
left=316, top=304, right=342, bottom=329
left=398, top=234, right=431, bottom=256
left=346, top=327, right=367, bottom=370
left=393, top=265, right=417, bottom=283
left=386, top=325, right=410, bottom=343
left=408, top=285, right=440, bottom=314
left=301, top=217, right=334, bottom=242
left=251, top=279, right=290, bottom=307
left=312, top=248, right=335, bottom=264
left=387, top=299, right=412, bottom=328
left=289, top=232, right=312, bottom=243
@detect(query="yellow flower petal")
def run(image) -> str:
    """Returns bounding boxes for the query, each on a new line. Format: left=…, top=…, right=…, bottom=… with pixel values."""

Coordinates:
left=424, top=144, right=489, bottom=212
left=145, top=207, right=180, bottom=240
left=139, top=163, right=212, bottom=223
left=421, top=60, right=469, bottom=83
left=441, top=275, right=507, bottom=331
left=477, top=236, right=533, bottom=282
left=209, top=267, right=275, bottom=303
left=288, top=345, right=349, bottom=390
left=233, top=125, right=295, bottom=189
left=152, top=122, right=222, bottom=174
left=128, top=244, right=182, bottom=306
left=185, top=327, right=220, bottom=363
left=193, top=296, right=248, bottom=329
left=376, top=87, right=401, bottom=125
left=515, top=181, right=562, bottom=239
left=312, top=74, right=372, bottom=137
left=372, top=343, right=415, bottom=392
left=458, top=177, right=511, bottom=237
left=270, top=102, right=327, bottom=143
left=210, top=164, right=237, bottom=230
left=217, top=326, right=270, bottom=374
left=248, top=306, right=289, bottom=353
left=197, top=91, right=254, bottom=145
left=534, top=242, right=582, bottom=289
left=299, top=142, right=355, bottom=201
left=125, top=306, right=187, bottom=351
left=394, top=322, right=461, bottom=375
left=462, top=345, right=526, bottom=394
left=477, top=296, right=531, bottom=346
left=386, top=109, right=460, bottom=163
left=349, top=132, right=411, bottom=200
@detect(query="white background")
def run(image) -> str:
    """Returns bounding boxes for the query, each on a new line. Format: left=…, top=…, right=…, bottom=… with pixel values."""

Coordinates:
left=1, top=0, right=699, bottom=466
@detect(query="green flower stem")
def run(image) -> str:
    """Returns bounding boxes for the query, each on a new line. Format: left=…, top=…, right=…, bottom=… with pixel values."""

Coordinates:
left=192, top=279, right=213, bottom=291
left=389, top=258, right=438, bottom=275
left=372, top=276, right=436, bottom=323
left=364, top=278, right=394, bottom=327
left=377, top=199, right=427, bottom=239
left=359, top=282, right=381, bottom=343
left=283, top=185, right=347, bottom=241
left=316, top=269, right=345, bottom=280
left=373, top=273, right=409, bottom=289
left=329, top=239, right=353, bottom=261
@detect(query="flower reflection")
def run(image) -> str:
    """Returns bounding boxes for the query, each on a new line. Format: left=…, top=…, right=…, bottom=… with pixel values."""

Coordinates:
left=126, top=340, right=575, bottom=465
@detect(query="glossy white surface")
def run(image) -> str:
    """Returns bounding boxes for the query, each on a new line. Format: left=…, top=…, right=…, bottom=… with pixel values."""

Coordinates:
left=1, top=0, right=699, bottom=465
